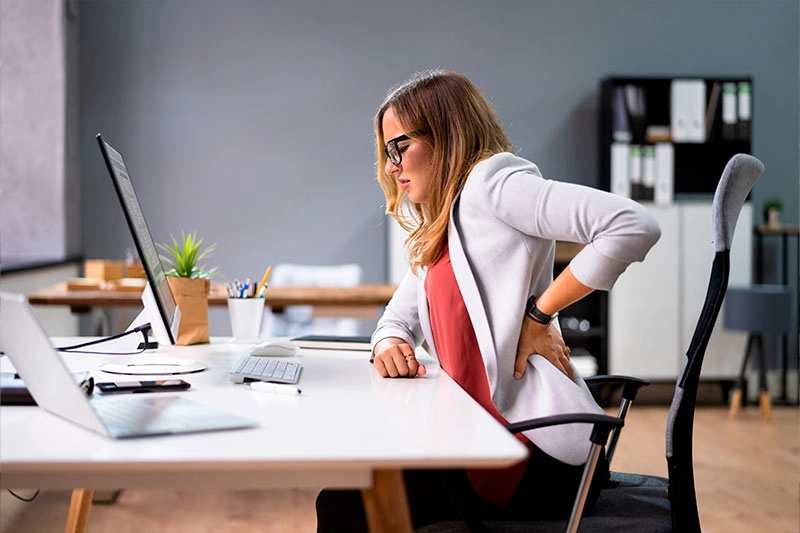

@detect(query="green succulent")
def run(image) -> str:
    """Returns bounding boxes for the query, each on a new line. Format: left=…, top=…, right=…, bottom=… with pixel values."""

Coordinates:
left=157, top=230, right=220, bottom=279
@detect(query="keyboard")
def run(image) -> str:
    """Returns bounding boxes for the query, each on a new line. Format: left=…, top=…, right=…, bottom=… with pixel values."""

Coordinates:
left=91, top=395, right=256, bottom=438
left=228, top=355, right=302, bottom=384
left=94, top=395, right=196, bottom=434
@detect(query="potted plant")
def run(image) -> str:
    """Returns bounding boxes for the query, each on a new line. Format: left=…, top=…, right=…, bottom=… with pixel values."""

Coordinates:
left=157, top=231, right=220, bottom=345
left=763, top=197, right=783, bottom=229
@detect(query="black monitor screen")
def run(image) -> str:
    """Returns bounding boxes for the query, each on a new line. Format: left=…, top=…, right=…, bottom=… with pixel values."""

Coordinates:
left=96, top=134, right=178, bottom=344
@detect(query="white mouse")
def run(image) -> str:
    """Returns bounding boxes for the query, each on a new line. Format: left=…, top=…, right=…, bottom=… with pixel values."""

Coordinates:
left=249, top=340, right=300, bottom=357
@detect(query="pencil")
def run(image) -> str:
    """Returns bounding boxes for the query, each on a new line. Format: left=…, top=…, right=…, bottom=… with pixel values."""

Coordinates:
left=256, top=265, right=272, bottom=296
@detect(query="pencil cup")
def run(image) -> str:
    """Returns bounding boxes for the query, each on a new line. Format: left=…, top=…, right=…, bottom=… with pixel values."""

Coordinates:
left=227, top=298, right=265, bottom=343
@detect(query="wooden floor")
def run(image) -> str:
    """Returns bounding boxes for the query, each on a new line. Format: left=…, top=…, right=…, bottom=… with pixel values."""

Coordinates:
left=2, top=406, right=797, bottom=532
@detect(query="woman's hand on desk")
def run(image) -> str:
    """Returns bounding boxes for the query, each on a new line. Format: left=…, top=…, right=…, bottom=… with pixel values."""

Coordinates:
left=516, top=319, right=573, bottom=381
left=372, top=338, right=427, bottom=378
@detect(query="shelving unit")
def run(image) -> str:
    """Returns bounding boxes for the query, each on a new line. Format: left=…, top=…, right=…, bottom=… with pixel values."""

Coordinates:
left=600, top=76, right=752, bottom=199
left=555, top=242, right=608, bottom=375
left=598, top=75, right=754, bottom=380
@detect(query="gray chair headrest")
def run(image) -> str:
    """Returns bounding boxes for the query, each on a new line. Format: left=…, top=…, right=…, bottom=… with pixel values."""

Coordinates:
left=712, top=154, right=764, bottom=252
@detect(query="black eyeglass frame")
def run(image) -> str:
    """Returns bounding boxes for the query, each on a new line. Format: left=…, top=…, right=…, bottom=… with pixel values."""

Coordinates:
left=384, top=134, right=411, bottom=166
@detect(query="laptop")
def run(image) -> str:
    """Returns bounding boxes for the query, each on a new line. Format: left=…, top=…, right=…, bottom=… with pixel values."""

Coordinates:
left=0, top=292, right=256, bottom=438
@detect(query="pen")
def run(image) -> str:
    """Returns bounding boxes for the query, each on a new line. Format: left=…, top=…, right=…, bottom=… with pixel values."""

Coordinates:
left=249, top=381, right=302, bottom=396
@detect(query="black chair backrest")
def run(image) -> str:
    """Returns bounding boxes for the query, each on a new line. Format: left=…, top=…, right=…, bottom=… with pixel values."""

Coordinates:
left=665, top=154, right=764, bottom=531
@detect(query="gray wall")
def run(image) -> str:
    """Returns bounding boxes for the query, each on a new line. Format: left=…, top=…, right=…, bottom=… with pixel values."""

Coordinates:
left=0, top=0, right=81, bottom=264
left=76, top=0, right=799, bottom=335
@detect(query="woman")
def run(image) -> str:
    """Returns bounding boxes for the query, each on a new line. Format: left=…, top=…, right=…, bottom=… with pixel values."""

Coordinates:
left=316, top=70, right=660, bottom=531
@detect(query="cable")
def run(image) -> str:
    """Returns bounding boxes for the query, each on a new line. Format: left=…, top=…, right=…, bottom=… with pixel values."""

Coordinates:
left=7, top=489, right=40, bottom=502
left=57, top=323, right=153, bottom=355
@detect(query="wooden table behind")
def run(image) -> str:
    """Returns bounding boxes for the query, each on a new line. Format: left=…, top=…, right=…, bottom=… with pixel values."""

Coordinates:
left=28, top=283, right=397, bottom=313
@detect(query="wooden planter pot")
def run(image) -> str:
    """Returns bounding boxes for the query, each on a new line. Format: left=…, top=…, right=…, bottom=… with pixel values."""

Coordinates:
left=166, top=277, right=210, bottom=345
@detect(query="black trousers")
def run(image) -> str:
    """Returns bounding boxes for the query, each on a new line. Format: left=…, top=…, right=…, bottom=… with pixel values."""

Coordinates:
left=316, top=444, right=610, bottom=532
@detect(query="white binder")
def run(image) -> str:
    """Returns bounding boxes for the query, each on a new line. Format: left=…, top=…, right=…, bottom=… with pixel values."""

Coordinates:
left=654, top=142, right=674, bottom=206
left=685, top=80, right=706, bottom=142
left=722, top=82, right=738, bottom=140
left=610, top=142, right=630, bottom=198
left=670, top=80, right=689, bottom=142
left=671, top=79, right=707, bottom=143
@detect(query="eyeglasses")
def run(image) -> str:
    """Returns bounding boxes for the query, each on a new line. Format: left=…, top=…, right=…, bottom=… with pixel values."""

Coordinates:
left=384, top=134, right=411, bottom=166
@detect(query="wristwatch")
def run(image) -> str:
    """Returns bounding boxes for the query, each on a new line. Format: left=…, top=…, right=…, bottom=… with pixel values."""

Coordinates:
left=526, top=294, right=558, bottom=325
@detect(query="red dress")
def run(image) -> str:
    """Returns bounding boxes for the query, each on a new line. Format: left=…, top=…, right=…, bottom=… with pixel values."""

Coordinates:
left=424, top=242, right=532, bottom=508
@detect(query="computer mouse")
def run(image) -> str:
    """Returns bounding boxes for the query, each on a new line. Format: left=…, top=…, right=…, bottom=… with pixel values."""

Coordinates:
left=249, top=340, right=300, bottom=357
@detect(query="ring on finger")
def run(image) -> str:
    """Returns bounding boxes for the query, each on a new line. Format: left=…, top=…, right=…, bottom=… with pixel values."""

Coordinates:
left=404, top=353, right=415, bottom=361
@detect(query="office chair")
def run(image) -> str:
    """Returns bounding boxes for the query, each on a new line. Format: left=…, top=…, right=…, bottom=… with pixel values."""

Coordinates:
left=417, top=153, right=764, bottom=533
left=583, top=374, right=650, bottom=467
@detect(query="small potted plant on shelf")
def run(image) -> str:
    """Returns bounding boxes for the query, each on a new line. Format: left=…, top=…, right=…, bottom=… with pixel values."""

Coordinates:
left=157, top=230, right=220, bottom=345
left=763, top=197, right=783, bottom=229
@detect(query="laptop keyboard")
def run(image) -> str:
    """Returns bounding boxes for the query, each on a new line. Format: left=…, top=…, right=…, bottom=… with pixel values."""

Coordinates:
left=94, top=395, right=203, bottom=434
left=228, top=355, right=302, bottom=384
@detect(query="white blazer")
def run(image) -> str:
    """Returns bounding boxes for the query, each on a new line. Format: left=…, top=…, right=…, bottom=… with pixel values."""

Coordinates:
left=373, top=153, right=660, bottom=464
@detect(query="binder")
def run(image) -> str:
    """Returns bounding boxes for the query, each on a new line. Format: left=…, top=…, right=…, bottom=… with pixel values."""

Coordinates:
left=654, top=143, right=674, bottom=206
left=610, top=142, right=631, bottom=198
left=624, top=85, right=647, bottom=143
left=704, top=81, right=721, bottom=141
left=671, top=79, right=707, bottom=143
left=629, top=144, right=643, bottom=200
left=737, top=81, right=751, bottom=141
left=670, top=80, right=689, bottom=142
left=611, top=86, right=632, bottom=142
left=641, top=145, right=656, bottom=201
left=685, top=80, right=706, bottom=142
left=721, top=82, right=738, bottom=140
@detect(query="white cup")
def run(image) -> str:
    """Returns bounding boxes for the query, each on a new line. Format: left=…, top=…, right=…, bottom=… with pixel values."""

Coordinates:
left=227, top=298, right=265, bottom=342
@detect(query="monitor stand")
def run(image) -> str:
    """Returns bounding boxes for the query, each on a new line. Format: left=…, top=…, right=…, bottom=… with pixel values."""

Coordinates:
left=98, top=357, right=207, bottom=376
left=100, top=283, right=208, bottom=375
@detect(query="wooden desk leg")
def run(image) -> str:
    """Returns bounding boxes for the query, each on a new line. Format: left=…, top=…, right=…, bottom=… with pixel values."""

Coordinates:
left=66, top=489, right=94, bottom=533
left=361, top=469, right=413, bottom=533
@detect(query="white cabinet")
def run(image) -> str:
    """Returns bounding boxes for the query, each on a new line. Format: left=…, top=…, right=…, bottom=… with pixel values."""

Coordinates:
left=1, top=263, right=81, bottom=336
left=609, top=202, right=751, bottom=380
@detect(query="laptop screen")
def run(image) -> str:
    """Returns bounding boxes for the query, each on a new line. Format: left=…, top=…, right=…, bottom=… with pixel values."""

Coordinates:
left=96, top=134, right=178, bottom=344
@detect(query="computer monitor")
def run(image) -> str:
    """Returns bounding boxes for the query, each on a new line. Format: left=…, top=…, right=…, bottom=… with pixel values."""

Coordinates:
left=96, top=133, right=181, bottom=346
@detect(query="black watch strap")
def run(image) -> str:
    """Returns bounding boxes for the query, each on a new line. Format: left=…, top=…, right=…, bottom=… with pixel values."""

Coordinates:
left=526, top=294, right=557, bottom=324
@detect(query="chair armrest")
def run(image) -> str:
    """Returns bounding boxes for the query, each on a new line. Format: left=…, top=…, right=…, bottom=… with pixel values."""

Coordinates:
left=585, top=375, right=650, bottom=402
left=505, top=413, right=622, bottom=446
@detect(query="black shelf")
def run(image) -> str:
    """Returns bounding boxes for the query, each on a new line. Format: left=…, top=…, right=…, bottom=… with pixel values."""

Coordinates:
left=600, top=75, right=753, bottom=197
left=555, top=262, right=608, bottom=375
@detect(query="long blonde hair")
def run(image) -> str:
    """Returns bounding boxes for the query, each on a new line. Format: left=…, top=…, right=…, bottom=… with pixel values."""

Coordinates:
left=375, top=70, right=514, bottom=271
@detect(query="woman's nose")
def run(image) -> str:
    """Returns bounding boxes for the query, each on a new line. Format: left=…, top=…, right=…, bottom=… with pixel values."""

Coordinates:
left=385, top=158, right=400, bottom=174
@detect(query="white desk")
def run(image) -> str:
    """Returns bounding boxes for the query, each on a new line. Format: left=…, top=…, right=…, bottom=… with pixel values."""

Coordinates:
left=0, top=338, right=528, bottom=532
